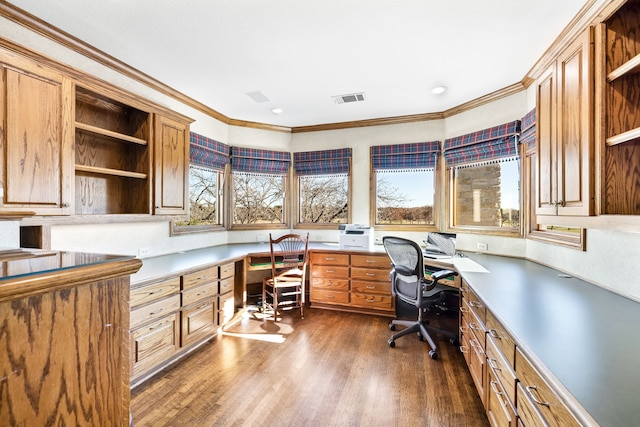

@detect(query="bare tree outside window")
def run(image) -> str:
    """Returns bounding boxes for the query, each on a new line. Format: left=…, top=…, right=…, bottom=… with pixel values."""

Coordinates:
left=176, top=166, right=221, bottom=226
left=375, top=170, right=435, bottom=225
left=233, top=173, right=285, bottom=224
left=299, top=175, right=348, bottom=223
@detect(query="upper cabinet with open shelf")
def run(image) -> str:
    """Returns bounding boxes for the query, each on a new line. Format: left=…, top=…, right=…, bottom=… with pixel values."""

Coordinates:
left=600, top=0, right=640, bottom=214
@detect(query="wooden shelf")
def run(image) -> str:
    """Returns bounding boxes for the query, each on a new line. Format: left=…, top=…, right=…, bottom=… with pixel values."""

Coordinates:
left=606, top=127, right=640, bottom=146
left=75, top=164, right=147, bottom=179
left=75, top=122, right=148, bottom=145
left=607, top=52, right=640, bottom=82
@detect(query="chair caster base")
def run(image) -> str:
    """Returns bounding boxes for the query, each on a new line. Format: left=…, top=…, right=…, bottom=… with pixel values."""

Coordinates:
left=429, top=350, right=438, bottom=360
left=388, top=339, right=396, bottom=348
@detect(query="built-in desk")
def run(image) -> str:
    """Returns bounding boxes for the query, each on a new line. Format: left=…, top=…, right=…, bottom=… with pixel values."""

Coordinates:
left=452, top=252, right=640, bottom=426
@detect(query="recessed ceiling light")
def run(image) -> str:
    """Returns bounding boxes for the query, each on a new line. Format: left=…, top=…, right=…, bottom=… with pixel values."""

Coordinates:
left=271, top=107, right=283, bottom=114
left=432, top=86, right=447, bottom=95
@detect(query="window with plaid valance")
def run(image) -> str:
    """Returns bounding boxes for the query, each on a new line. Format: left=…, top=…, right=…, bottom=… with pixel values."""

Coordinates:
left=371, top=141, right=441, bottom=172
left=520, top=108, right=536, bottom=157
left=293, top=148, right=351, bottom=176
left=443, top=120, right=521, bottom=168
left=230, top=147, right=291, bottom=176
left=190, top=132, right=230, bottom=171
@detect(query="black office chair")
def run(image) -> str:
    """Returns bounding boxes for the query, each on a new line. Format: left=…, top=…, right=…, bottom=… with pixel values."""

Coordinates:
left=382, top=236, right=459, bottom=359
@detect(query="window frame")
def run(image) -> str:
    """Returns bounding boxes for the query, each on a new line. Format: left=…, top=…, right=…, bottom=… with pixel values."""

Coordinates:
left=293, top=170, right=352, bottom=229
left=229, top=170, right=290, bottom=230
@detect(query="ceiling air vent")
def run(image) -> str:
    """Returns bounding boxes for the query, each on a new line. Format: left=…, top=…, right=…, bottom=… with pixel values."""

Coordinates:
left=332, top=92, right=366, bottom=104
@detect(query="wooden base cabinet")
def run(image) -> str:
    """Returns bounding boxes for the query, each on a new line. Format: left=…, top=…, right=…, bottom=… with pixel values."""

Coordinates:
left=309, top=250, right=393, bottom=316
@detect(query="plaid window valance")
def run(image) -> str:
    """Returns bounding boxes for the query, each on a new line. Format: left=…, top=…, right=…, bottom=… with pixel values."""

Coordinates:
left=190, top=132, right=230, bottom=171
left=443, top=120, right=521, bottom=168
left=371, top=141, right=441, bottom=172
left=294, top=148, right=351, bottom=176
left=231, top=146, right=291, bottom=176
left=520, top=108, right=536, bottom=157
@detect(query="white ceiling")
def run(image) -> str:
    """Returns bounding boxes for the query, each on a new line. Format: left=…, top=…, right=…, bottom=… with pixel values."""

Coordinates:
left=7, top=0, right=587, bottom=128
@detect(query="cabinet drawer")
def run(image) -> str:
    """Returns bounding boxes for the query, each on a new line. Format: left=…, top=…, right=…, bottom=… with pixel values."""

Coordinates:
left=182, top=266, right=218, bottom=289
left=486, top=335, right=517, bottom=406
left=130, top=277, right=180, bottom=308
left=461, top=300, right=486, bottom=350
left=465, top=286, right=486, bottom=325
left=351, top=267, right=390, bottom=282
left=487, top=363, right=516, bottom=427
left=515, top=347, right=579, bottom=427
left=310, top=252, right=349, bottom=266
left=219, top=276, right=234, bottom=295
left=310, top=277, right=349, bottom=291
left=219, top=292, right=235, bottom=326
left=311, top=265, right=349, bottom=279
left=350, top=293, right=393, bottom=310
left=220, top=262, right=235, bottom=279
left=486, top=309, right=516, bottom=367
left=181, top=298, right=217, bottom=347
left=182, top=282, right=217, bottom=307
left=130, top=294, right=181, bottom=330
left=130, top=312, right=179, bottom=377
left=351, top=280, right=391, bottom=295
left=350, top=254, right=390, bottom=269
left=310, top=289, right=349, bottom=305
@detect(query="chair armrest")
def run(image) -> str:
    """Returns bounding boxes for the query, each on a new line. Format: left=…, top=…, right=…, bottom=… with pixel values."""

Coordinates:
left=430, top=269, right=458, bottom=283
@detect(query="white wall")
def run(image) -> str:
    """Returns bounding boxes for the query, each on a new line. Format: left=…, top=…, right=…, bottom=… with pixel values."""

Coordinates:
left=3, top=15, right=639, bottom=300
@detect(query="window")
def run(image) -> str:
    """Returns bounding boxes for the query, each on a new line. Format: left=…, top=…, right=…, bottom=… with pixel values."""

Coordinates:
left=450, top=159, right=520, bottom=230
left=371, top=142, right=440, bottom=230
left=294, top=148, right=351, bottom=226
left=444, top=120, right=521, bottom=233
left=230, top=147, right=290, bottom=229
left=172, top=133, right=228, bottom=235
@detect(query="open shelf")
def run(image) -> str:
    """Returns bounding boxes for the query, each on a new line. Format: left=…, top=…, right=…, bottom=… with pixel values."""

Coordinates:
left=75, top=122, right=148, bottom=146
left=75, top=164, right=147, bottom=179
left=607, top=52, right=640, bottom=82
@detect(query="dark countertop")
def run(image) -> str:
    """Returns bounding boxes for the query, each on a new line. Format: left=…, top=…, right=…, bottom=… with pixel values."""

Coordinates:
left=457, top=252, right=639, bottom=427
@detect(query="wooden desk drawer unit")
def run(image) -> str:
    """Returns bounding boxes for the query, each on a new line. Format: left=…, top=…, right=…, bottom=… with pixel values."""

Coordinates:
left=351, top=266, right=388, bottom=282
left=220, top=262, right=235, bottom=279
left=181, top=298, right=218, bottom=346
left=130, top=294, right=181, bottom=330
left=487, top=363, right=517, bottom=427
left=310, top=288, right=350, bottom=305
left=310, top=252, right=349, bottom=266
left=130, top=276, right=180, bottom=308
left=351, top=254, right=389, bottom=269
left=515, top=347, right=579, bottom=427
left=351, top=280, right=391, bottom=295
left=350, top=293, right=393, bottom=310
left=182, top=266, right=218, bottom=289
left=486, top=335, right=517, bottom=406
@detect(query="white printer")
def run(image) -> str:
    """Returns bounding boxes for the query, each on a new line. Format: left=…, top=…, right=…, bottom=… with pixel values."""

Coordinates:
left=338, top=224, right=374, bottom=250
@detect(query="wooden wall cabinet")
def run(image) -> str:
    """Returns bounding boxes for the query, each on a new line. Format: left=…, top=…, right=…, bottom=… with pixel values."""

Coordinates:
left=153, top=114, right=189, bottom=215
left=599, top=0, right=640, bottom=214
left=536, top=27, right=594, bottom=216
left=0, top=52, right=74, bottom=215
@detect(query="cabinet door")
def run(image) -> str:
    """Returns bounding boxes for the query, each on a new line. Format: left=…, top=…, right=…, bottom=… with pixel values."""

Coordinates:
left=556, top=28, right=594, bottom=216
left=153, top=114, right=188, bottom=215
left=0, top=58, right=73, bottom=215
left=536, top=64, right=558, bottom=215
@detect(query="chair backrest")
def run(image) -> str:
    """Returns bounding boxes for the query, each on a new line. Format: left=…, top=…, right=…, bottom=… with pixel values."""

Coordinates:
left=382, top=236, right=424, bottom=305
left=269, top=233, right=310, bottom=278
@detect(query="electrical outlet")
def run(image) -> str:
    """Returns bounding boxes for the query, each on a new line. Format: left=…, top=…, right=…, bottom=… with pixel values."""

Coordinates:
left=138, top=247, right=151, bottom=257
left=476, top=243, right=488, bottom=251
left=256, top=235, right=266, bottom=243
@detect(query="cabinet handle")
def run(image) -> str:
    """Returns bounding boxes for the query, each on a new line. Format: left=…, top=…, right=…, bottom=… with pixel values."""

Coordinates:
left=459, top=345, right=468, bottom=354
left=469, top=322, right=483, bottom=332
left=149, top=288, right=163, bottom=295
left=365, top=297, right=376, bottom=303
left=459, top=325, right=469, bottom=334
left=365, top=259, right=376, bottom=263
left=487, top=358, right=501, bottom=371
left=468, top=301, right=483, bottom=308
left=489, top=381, right=504, bottom=395
left=488, top=329, right=502, bottom=339
left=366, top=273, right=376, bottom=276
left=325, top=257, right=335, bottom=261
left=61, top=202, right=70, bottom=207
left=366, top=285, right=376, bottom=289
left=526, top=385, right=550, bottom=407
left=149, top=308, right=164, bottom=315
left=326, top=269, right=335, bottom=273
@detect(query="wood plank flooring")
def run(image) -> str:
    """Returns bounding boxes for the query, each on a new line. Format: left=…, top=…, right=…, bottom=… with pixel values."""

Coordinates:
left=131, top=307, right=489, bottom=427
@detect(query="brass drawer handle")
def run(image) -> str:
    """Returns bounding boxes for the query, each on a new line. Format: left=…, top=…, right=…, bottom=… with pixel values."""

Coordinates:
left=365, top=297, right=376, bottom=303
left=366, top=285, right=376, bottom=289
left=526, top=385, right=550, bottom=407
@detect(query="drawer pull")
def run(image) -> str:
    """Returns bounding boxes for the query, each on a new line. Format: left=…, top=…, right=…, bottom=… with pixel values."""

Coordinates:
left=326, top=269, right=335, bottom=273
left=488, top=358, right=501, bottom=371
left=460, top=306, right=469, bottom=314
left=526, top=385, right=550, bottom=407
left=325, top=257, right=335, bottom=261
left=366, top=273, right=376, bottom=277
left=468, top=301, right=483, bottom=308
left=366, top=285, right=376, bottom=289
left=489, top=381, right=503, bottom=395
left=469, top=322, right=483, bottom=331
left=488, top=329, right=502, bottom=339
left=365, top=297, right=376, bottom=303
left=148, top=288, right=163, bottom=295
left=459, top=325, right=469, bottom=334
left=459, top=345, right=468, bottom=354
left=196, top=290, right=209, bottom=296
left=149, top=308, right=164, bottom=315
left=365, top=259, right=376, bottom=263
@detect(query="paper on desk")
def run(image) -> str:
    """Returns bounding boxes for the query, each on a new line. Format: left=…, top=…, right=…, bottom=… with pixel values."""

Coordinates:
left=452, top=257, right=490, bottom=273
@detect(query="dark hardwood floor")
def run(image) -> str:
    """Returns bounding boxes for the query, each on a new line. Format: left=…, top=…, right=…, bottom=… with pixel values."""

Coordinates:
left=131, top=307, right=489, bottom=426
